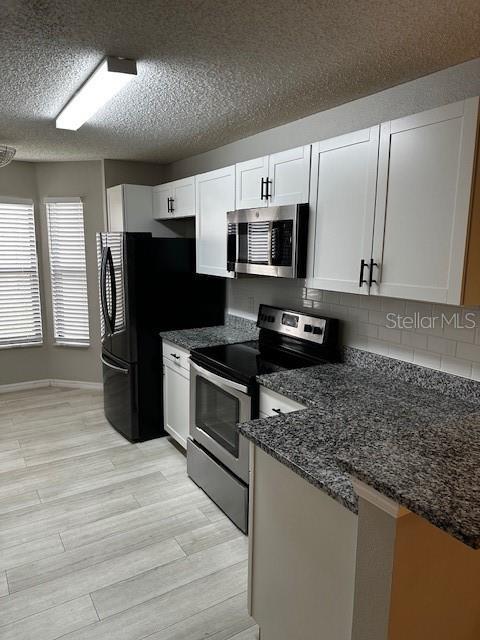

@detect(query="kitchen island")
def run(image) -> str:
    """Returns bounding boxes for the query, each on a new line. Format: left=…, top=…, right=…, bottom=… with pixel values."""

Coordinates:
left=240, top=348, right=480, bottom=640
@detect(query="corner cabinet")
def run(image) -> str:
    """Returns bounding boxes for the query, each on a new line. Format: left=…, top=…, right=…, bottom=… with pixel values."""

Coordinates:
left=162, top=340, right=191, bottom=449
left=236, top=146, right=311, bottom=209
left=153, top=176, right=195, bottom=220
left=195, top=165, right=235, bottom=278
left=372, top=98, right=480, bottom=305
left=307, top=127, right=379, bottom=295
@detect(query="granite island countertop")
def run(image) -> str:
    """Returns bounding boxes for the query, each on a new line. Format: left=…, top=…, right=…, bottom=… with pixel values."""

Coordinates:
left=160, top=315, right=259, bottom=351
left=239, top=353, right=480, bottom=548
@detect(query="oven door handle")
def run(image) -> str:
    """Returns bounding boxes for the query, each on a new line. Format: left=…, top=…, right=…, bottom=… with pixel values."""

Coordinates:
left=190, top=361, right=249, bottom=395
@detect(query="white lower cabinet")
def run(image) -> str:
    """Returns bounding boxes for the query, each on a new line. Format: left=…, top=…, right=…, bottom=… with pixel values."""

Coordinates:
left=162, top=340, right=191, bottom=449
left=248, top=445, right=358, bottom=640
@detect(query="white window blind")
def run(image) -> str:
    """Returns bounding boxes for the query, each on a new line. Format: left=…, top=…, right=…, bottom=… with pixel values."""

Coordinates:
left=0, top=199, right=43, bottom=347
left=45, top=198, right=90, bottom=346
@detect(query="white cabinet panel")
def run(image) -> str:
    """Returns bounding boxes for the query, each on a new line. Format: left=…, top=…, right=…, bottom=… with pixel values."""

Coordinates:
left=106, top=185, right=125, bottom=232
left=163, top=360, right=190, bottom=449
left=171, top=177, right=195, bottom=218
left=307, top=128, right=379, bottom=295
left=372, top=98, right=479, bottom=304
left=235, top=156, right=269, bottom=209
left=268, top=145, right=311, bottom=206
left=259, top=387, right=306, bottom=416
left=196, top=166, right=235, bottom=278
left=152, top=184, right=171, bottom=220
left=106, top=184, right=155, bottom=233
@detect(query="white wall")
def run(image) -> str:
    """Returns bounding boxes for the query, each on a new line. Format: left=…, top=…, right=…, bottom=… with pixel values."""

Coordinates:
left=167, top=57, right=480, bottom=380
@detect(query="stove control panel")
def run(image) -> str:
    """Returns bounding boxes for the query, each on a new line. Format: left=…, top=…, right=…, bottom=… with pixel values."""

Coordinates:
left=257, top=305, right=328, bottom=344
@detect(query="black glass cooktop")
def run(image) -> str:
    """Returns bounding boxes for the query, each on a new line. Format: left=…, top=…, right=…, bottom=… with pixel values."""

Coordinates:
left=190, top=340, right=325, bottom=387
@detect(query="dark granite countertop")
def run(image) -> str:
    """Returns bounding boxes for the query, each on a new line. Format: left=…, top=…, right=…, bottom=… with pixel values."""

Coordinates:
left=238, top=351, right=480, bottom=548
left=159, top=315, right=259, bottom=351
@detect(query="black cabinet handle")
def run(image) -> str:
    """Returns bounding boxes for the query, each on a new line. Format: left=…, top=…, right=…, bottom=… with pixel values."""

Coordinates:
left=359, top=259, right=368, bottom=287
left=170, top=197, right=174, bottom=213
left=272, top=407, right=283, bottom=414
left=167, top=197, right=175, bottom=213
left=260, top=178, right=266, bottom=201
left=170, top=353, right=181, bottom=360
left=369, top=259, right=378, bottom=286
left=167, top=198, right=170, bottom=213
left=266, top=178, right=272, bottom=200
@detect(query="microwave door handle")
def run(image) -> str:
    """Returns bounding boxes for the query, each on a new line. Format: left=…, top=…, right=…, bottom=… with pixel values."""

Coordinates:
left=190, top=361, right=249, bottom=395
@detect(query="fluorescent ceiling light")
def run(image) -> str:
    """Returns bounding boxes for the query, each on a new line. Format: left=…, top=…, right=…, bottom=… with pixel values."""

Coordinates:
left=56, top=57, right=137, bottom=131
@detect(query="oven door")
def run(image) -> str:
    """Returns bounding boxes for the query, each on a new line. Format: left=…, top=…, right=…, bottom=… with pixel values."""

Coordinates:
left=190, top=361, right=251, bottom=484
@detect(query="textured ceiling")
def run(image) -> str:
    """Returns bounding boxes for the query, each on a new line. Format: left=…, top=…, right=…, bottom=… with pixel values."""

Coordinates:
left=1, top=0, right=480, bottom=163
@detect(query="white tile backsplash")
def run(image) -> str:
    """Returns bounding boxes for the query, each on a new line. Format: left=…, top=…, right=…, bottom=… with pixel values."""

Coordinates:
left=227, top=277, right=480, bottom=380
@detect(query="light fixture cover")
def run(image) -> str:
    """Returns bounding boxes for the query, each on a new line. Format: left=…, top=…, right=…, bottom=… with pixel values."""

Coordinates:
left=0, top=145, right=16, bottom=167
left=56, top=57, right=137, bottom=131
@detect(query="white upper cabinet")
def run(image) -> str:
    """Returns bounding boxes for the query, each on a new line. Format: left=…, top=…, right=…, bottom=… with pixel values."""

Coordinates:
left=152, top=183, right=171, bottom=219
left=106, top=184, right=157, bottom=234
left=235, top=146, right=311, bottom=210
left=196, top=165, right=235, bottom=278
left=372, top=98, right=479, bottom=304
left=268, top=146, right=311, bottom=206
left=307, top=127, right=379, bottom=295
left=153, top=176, right=195, bottom=220
left=235, top=155, right=269, bottom=209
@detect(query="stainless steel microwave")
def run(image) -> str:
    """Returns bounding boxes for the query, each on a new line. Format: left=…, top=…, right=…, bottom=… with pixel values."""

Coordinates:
left=227, top=204, right=309, bottom=278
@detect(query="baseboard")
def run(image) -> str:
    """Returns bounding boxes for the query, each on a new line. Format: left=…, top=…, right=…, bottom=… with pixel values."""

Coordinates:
left=50, top=379, right=103, bottom=391
left=0, top=379, right=51, bottom=394
left=0, top=379, right=102, bottom=394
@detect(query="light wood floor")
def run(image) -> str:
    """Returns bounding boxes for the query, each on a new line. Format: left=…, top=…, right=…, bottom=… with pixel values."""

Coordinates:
left=0, top=386, right=257, bottom=640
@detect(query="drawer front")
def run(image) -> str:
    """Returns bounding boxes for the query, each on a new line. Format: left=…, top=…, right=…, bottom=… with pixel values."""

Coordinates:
left=162, top=340, right=190, bottom=370
left=259, top=386, right=306, bottom=416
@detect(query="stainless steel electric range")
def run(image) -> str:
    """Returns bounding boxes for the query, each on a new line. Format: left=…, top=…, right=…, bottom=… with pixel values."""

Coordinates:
left=187, top=304, right=339, bottom=533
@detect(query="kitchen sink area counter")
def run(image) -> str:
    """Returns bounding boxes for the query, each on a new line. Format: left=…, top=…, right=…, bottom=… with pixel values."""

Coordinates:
left=159, top=314, right=259, bottom=351
left=240, top=351, right=480, bottom=547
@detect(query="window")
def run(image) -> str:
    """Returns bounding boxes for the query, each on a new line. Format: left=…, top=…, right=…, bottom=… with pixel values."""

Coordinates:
left=45, top=198, right=90, bottom=346
left=0, top=199, right=43, bottom=347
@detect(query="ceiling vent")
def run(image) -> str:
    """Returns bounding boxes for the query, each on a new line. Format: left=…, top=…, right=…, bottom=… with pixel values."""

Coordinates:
left=0, top=145, right=16, bottom=167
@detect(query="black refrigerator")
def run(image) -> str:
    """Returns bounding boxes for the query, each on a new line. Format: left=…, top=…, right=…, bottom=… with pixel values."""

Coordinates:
left=97, top=232, right=225, bottom=442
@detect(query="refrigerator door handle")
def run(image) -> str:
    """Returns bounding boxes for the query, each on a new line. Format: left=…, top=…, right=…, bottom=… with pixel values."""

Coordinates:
left=106, top=247, right=117, bottom=334
left=100, top=246, right=112, bottom=334
left=101, top=355, right=129, bottom=374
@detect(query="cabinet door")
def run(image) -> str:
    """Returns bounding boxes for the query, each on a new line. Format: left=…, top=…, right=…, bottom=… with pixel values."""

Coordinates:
left=196, top=166, right=235, bottom=278
left=153, top=183, right=172, bottom=220
left=163, top=360, right=190, bottom=449
left=171, top=177, right=195, bottom=218
left=372, top=98, right=479, bottom=304
left=106, top=185, right=125, bottom=232
left=268, top=145, right=311, bottom=206
left=235, top=156, right=269, bottom=209
left=307, top=128, right=379, bottom=295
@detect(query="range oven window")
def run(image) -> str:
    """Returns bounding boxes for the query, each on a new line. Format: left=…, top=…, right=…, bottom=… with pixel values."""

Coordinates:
left=235, top=220, right=294, bottom=266
left=196, top=377, right=240, bottom=457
